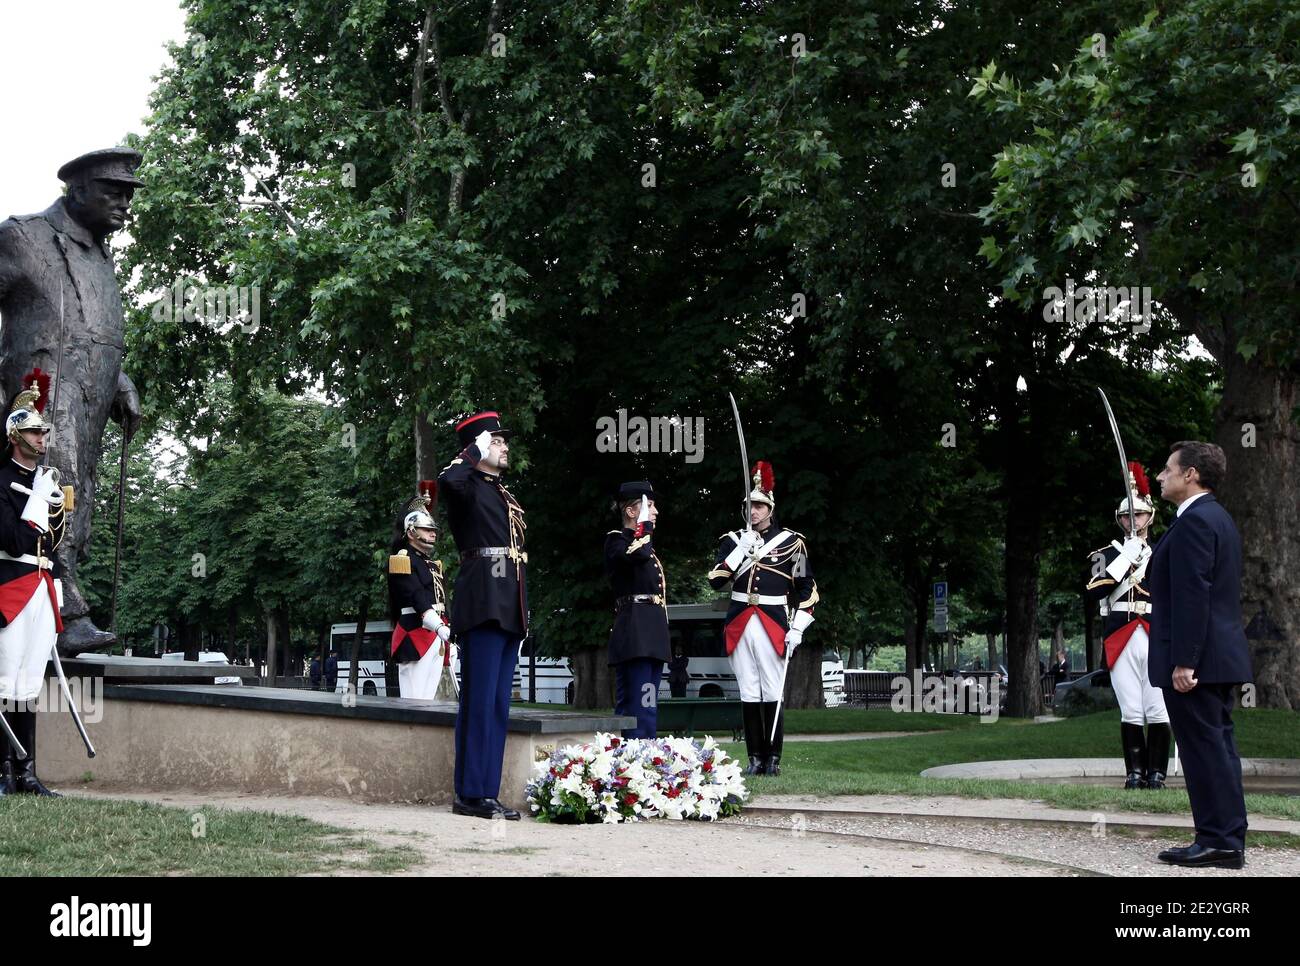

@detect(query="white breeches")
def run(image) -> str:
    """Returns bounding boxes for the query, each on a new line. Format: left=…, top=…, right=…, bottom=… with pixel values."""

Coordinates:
left=398, top=642, right=446, bottom=700
left=729, top=613, right=785, bottom=703
left=1112, top=625, right=1168, bottom=725
left=0, top=579, right=59, bottom=703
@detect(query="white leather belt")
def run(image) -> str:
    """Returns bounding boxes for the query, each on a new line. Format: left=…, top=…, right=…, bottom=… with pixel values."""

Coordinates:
left=400, top=604, right=444, bottom=615
left=1110, top=601, right=1151, bottom=615
left=0, top=551, right=51, bottom=570
left=732, top=591, right=787, bottom=606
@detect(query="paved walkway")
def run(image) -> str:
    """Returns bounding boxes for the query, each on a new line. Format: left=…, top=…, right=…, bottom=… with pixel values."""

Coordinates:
left=920, top=757, right=1300, bottom=780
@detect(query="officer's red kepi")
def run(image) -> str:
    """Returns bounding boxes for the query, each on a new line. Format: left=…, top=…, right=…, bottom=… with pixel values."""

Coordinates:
left=455, top=410, right=513, bottom=447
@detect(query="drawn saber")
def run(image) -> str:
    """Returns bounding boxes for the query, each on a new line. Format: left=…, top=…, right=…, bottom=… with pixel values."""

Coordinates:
left=1097, top=387, right=1137, bottom=538
left=728, top=392, right=752, bottom=531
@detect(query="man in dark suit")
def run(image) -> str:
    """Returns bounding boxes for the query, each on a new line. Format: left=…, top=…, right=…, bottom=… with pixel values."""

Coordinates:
left=1149, top=440, right=1253, bottom=869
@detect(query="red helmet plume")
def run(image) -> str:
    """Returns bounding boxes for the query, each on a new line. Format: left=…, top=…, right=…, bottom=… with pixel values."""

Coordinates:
left=1128, top=461, right=1150, bottom=498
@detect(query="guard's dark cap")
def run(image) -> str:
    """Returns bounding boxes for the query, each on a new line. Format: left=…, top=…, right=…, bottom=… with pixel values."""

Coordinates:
left=455, top=410, right=513, bottom=448
left=617, top=481, right=655, bottom=504
left=57, top=148, right=145, bottom=187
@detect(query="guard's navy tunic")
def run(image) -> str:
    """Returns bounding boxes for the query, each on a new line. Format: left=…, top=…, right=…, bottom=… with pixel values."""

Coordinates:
left=707, top=528, right=817, bottom=656
left=438, top=440, right=527, bottom=800
left=0, top=458, right=66, bottom=625
left=604, top=521, right=670, bottom=738
left=386, top=540, right=448, bottom=662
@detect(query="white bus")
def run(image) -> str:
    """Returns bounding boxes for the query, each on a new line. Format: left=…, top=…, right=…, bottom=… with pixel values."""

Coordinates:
left=327, top=621, right=529, bottom=698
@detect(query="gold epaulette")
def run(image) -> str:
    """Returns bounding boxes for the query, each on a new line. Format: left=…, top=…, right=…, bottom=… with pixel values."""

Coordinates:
left=63, top=485, right=75, bottom=512
left=388, top=550, right=411, bottom=575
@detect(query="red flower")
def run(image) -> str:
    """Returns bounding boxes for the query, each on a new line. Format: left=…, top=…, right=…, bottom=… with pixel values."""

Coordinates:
left=653, top=757, right=664, bottom=766
left=702, top=761, right=713, bottom=772
left=625, top=793, right=639, bottom=805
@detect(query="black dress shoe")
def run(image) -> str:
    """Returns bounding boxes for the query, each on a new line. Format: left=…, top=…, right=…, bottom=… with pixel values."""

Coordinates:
left=1159, top=843, right=1245, bottom=869
left=743, top=755, right=765, bottom=776
left=1158, top=843, right=1193, bottom=862
left=452, top=795, right=497, bottom=819
left=763, top=755, right=781, bottom=777
left=482, top=798, right=521, bottom=820
left=1145, top=772, right=1167, bottom=790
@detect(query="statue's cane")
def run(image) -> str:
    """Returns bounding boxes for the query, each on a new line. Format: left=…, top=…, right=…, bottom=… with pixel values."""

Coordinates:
left=109, top=430, right=128, bottom=634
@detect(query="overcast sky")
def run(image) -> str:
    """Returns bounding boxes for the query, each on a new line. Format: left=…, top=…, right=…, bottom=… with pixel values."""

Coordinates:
left=0, top=0, right=188, bottom=220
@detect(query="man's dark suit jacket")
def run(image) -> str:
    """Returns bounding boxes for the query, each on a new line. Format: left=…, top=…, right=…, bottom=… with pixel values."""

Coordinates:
left=1148, top=493, right=1253, bottom=689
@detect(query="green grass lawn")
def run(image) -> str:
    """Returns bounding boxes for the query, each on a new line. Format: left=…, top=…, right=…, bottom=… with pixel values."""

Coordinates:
left=0, top=796, right=420, bottom=876
left=726, top=708, right=1300, bottom=823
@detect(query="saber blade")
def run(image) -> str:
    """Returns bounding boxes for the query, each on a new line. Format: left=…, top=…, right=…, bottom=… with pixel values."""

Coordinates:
left=1097, top=387, right=1137, bottom=537
left=728, top=392, right=751, bottom=531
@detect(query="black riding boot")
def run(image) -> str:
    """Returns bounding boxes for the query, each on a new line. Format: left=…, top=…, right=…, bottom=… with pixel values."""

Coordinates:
left=741, top=702, right=766, bottom=775
left=1145, top=722, right=1172, bottom=789
left=0, top=724, right=14, bottom=796
left=1121, top=721, right=1147, bottom=789
left=760, top=701, right=784, bottom=776
left=11, top=709, right=60, bottom=797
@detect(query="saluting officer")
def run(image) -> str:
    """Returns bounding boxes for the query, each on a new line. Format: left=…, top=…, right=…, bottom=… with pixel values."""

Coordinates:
left=0, top=371, right=68, bottom=797
left=387, top=481, right=456, bottom=702
left=1085, top=461, right=1171, bottom=789
left=604, top=481, right=670, bottom=739
left=437, top=411, right=526, bottom=820
left=707, top=461, right=817, bottom=777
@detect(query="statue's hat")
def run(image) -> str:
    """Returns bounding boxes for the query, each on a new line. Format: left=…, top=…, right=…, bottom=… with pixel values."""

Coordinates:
left=57, top=148, right=144, bottom=187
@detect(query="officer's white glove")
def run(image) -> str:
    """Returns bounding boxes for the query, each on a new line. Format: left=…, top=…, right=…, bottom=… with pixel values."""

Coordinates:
left=421, top=609, right=441, bottom=632
left=474, top=430, right=493, bottom=457
left=723, top=529, right=763, bottom=571
left=20, top=486, right=50, bottom=533
left=636, top=494, right=651, bottom=524
left=1106, top=536, right=1148, bottom=581
left=435, top=622, right=452, bottom=643
left=32, top=469, right=63, bottom=507
left=785, top=629, right=802, bottom=654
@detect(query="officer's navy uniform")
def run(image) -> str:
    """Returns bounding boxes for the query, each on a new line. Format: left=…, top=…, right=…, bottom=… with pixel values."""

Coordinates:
left=437, top=411, right=526, bottom=816
left=1149, top=491, right=1253, bottom=858
left=604, top=481, right=670, bottom=739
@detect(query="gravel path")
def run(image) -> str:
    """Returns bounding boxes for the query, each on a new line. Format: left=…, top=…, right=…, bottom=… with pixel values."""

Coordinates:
left=733, top=811, right=1299, bottom=877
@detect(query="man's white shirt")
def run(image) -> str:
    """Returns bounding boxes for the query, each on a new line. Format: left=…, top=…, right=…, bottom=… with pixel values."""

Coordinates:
left=1176, top=491, right=1209, bottom=517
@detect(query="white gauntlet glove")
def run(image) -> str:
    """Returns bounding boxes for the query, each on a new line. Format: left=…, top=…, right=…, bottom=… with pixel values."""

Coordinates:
left=636, top=494, right=651, bottom=524
left=435, top=622, right=452, bottom=644
left=421, top=609, right=441, bottom=632
left=1106, top=536, right=1150, bottom=581
left=723, top=529, right=762, bottom=571
left=474, top=430, right=493, bottom=458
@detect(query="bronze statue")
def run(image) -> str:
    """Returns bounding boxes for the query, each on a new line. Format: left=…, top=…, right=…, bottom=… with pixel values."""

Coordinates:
left=0, top=148, right=143, bottom=653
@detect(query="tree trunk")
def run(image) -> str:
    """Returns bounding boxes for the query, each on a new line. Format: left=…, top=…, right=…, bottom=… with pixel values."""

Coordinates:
left=986, top=631, right=997, bottom=671
left=1215, top=355, right=1300, bottom=708
left=349, top=597, right=369, bottom=696
left=569, top=648, right=615, bottom=709
left=264, top=611, right=277, bottom=687
left=1003, top=445, right=1045, bottom=717
left=1083, top=593, right=1097, bottom=671
left=786, top=641, right=824, bottom=709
